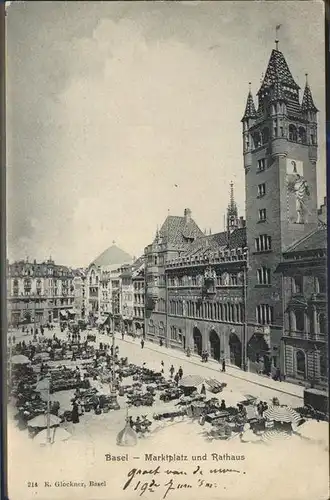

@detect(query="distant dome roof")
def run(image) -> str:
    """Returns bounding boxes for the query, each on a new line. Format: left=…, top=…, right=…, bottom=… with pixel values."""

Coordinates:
left=91, top=244, right=132, bottom=267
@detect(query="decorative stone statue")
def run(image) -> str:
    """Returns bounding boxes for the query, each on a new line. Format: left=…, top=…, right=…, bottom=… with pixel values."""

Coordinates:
left=288, top=173, right=310, bottom=224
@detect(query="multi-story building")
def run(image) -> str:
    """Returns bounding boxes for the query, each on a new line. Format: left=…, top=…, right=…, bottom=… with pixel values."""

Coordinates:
left=120, top=265, right=134, bottom=334
left=85, top=244, right=133, bottom=327
left=7, top=258, right=75, bottom=326
left=144, top=207, right=205, bottom=343
left=143, top=39, right=326, bottom=384
left=145, top=196, right=250, bottom=367
left=242, top=40, right=320, bottom=375
left=276, top=228, right=327, bottom=388
left=72, top=269, right=87, bottom=320
left=132, top=257, right=145, bottom=336
left=85, top=263, right=100, bottom=324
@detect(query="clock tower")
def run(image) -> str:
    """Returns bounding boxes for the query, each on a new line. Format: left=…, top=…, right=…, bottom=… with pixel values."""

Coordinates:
left=242, top=42, right=319, bottom=371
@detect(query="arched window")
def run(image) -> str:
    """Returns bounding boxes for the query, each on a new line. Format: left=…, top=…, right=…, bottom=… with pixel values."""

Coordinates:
left=295, top=310, right=305, bottom=331
left=148, top=320, right=155, bottom=334
left=310, top=130, right=317, bottom=145
left=320, top=349, right=327, bottom=378
left=298, top=127, right=307, bottom=144
left=236, top=304, right=241, bottom=323
left=289, top=124, right=297, bottom=142
left=296, top=350, right=306, bottom=376
left=159, top=321, right=165, bottom=337
left=252, top=131, right=261, bottom=149
left=319, top=313, right=326, bottom=334
left=262, top=127, right=269, bottom=144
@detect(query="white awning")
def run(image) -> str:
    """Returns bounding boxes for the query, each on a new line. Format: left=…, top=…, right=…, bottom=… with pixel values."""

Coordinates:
left=60, top=310, right=67, bottom=317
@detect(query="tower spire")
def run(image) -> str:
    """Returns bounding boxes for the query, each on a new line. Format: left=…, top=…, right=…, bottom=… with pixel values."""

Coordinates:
left=241, top=83, right=257, bottom=121
left=301, top=75, right=318, bottom=113
left=227, top=181, right=239, bottom=236
left=229, top=181, right=235, bottom=211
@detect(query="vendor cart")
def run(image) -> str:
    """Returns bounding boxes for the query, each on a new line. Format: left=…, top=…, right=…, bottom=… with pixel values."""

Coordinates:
left=205, top=378, right=226, bottom=394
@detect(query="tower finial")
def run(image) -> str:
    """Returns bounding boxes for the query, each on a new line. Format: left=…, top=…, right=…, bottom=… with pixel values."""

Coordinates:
left=305, top=73, right=309, bottom=85
left=275, top=24, right=282, bottom=50
left=248, top=81, right=251, bottom=92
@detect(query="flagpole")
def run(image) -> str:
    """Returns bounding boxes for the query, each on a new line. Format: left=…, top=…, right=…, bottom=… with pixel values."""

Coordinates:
left=46, top=377, right=51, bottom=444
left=275, top=24, right=282, bottom=50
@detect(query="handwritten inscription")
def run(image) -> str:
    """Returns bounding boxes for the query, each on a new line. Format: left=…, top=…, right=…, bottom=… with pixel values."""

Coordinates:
left=122, top=465, right=244, bottom=498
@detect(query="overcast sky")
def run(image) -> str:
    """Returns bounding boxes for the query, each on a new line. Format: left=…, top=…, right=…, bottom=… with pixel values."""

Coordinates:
left=6, top=1, right=326, bottom=267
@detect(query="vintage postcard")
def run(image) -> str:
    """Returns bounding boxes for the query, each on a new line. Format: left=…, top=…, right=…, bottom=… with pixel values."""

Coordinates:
left=5, top=1, right=329, bottom=499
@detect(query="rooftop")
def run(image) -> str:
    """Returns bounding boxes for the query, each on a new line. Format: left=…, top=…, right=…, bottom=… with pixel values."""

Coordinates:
left=158, top=211, right=204, bottom=248
left=284, top=228, right=327, bottom=255
left=91, top=244, right=132, bottom=268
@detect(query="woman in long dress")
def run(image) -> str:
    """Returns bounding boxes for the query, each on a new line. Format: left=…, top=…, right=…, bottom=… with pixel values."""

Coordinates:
left=71, top=402, right=80, bottom=424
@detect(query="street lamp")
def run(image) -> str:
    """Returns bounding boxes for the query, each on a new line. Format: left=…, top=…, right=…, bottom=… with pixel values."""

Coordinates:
left=109, top=313, right=120, bottom=410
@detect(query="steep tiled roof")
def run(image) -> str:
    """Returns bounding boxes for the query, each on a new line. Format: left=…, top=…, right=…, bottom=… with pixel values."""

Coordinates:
left=270, top=80, right=285, bottom=102
left=284, top=228, right=327, bottom=254
left=258, top=49, right=299, bottom=94
left=301, top=83, right=318, bottom=113
left=241, top=91, right=257, bottom=121
left=181, top=228, right=246, bottom=259
left=159, top=216, right=204, bottom=248
left=228, top=227, right=247, bottom=248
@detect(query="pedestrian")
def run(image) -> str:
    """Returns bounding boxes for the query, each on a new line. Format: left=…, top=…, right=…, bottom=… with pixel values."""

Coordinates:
left=174, top=373, right=180, bottom=386
left=275, top=367, right=281, bottom=382
left=169, top=365, right=174, bottom=378
left=12, top=335, right=16, bottom=344
left=220, top=399, right=226, bottom=410
left=141, top=339, right=144, bottom=349
left=222, top=358, right=226, bottom=373
left=159, top=338, right=163, bottom=347
left=121, top=331, right=124, bottom=340
left=200, top=384, right=206, bottom=395
left=71, top=402, right=80, bottom=424
left=178, top=366, right=183, bottom=379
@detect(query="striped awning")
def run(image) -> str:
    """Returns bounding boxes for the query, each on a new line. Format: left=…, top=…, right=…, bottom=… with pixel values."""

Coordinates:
left=261, top=430, right=292, bottom=444
left=264, top=406, right=301, bottom=424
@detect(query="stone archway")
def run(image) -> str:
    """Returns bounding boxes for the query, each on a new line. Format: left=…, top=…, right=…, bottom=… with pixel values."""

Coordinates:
left=209, top=329, right=221, bottom=361
left=193, top=327, right=202, bottom=355
left=247, top=334, right=271, bottom=375
left=229, top=333, right=242, bottom=368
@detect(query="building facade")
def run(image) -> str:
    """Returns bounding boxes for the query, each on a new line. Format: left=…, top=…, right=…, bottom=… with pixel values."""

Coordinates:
left=143, top=41, right=326, bottom=383
left=7, top=258, right=75, bottom=326
left=144, top=208, right=205, bottom=344
left=132, top=257, right=145, bottom=336
left=120, top=266, right=134, bottom=334
left=144, top=202, right=253, bottom=367
left=72, top=270, right=87, bottom=320
left=242, top=42, right=319, bottom=374
left=277, top=228, right=327, bottom=388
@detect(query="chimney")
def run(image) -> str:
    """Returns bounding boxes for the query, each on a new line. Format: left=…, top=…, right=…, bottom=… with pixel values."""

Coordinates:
left=184, top=208, right=192, bottom=222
